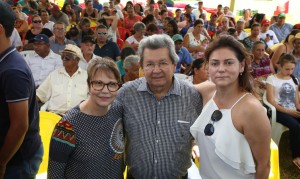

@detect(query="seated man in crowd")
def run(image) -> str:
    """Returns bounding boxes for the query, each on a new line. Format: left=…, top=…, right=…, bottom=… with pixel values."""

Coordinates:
left=50, top=22, right=76, bottom=54
left=172, top=34, right=193, bottom=73
left=37, top=44, right=88, bottom=115
left=94, top=24, right=121, bottom=61
left=24, top=34, right=62, bottom=88
left=122, top=55, right=140, bottom=83
left=40, top=10, right=55, bottom=31
left=49, top=5, right=70, bottom=26
left=79, top=35, right=99, bottom=70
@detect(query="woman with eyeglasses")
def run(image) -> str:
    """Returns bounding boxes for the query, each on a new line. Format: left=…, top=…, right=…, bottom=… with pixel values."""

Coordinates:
left=48, top=57, right=124, bottom=178
left=266, top=53, right=300, bottom=169
left=190, top=35, right=271, bottom=179
left=23, top=14, right=53, bottom=50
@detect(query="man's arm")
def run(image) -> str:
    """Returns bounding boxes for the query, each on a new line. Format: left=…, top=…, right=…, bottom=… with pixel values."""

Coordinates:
left=0, top=101, right=29, bottom=178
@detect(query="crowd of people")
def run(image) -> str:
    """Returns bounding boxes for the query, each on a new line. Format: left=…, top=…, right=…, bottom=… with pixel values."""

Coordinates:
left=1, top=0, right=300, bottom=178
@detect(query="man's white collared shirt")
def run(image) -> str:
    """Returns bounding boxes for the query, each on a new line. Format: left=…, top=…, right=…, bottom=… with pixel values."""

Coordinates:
left=24, top=50, right=62, bottom=86
left=79, top=53, right=99, bottom=70
left=37, top=67, right=88, bottom=115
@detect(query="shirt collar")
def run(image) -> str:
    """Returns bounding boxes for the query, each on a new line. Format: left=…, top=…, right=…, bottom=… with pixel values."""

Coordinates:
left=137, top=76, right=181, bottom=97
left=58, top=66, right=83, bottom=75
left=0, top=46, right=16, bottom=63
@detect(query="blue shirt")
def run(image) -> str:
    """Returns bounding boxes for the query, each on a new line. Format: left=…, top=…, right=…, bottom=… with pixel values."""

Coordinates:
left=176, top=47, right=193, bottom=73
left=94, top=41, right=121, bottom=61
left=0, top=46, right=41, bottom=165
left=269, top=23, right=293, bottom=42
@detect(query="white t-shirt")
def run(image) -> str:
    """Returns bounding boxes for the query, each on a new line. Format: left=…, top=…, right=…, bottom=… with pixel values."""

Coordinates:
left=43, top=21, right=55, bottom=32
left=266, top=74, right=297, bottom=110
left=10, top=28, right=23, bottom=47
left=259, top=30, right=279, bottom=48
left=237, top=30, right=248, bottom=41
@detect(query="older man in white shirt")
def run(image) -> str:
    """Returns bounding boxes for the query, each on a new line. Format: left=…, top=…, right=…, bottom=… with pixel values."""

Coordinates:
left=37, top=44, right=88, bottom=115
left=24, top=34, right=62, bottom=87
left=79, top=35, right=99, bottom=70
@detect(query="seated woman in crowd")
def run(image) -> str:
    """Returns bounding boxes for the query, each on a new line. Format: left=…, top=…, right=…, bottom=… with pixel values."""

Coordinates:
left=123, top=5, right=143, bottom=33
left=78, top=17, right=94, bottom=45
left=288, top=32, right=300, bottom=82
left=61, top=3, right=77, bottom=24
left=271, top=30, right=300, bottom=70
left=242, top=23, right=269, bottom=52
left=48, top=57, right=124, bottom=178
left=12, top=6, right=28, bottom=37
left=24, top=14, right=53, bottom=50
left=81, top=0, right=98, bottom=21
left=185, top=58, right=207, bottom=84
left=174, top=9, right=182, bottom=23
left=123, top=22, right=146, bottom=53
left=134, top=3, right=144, bottom=17
left=239, top=9, right=252, bottom=28
left=266, top=53, right=300, bottom=169
left=217, top=17, right=230, bottom=36
left=180, top=13, right=193, bottom=37
left=166, top=19, right=180, bottom=38
left=38, top=0, right=53, bottom=11
left=183, top=19, right=207, bottom=59
left=191, top=35, right=271, bottom=179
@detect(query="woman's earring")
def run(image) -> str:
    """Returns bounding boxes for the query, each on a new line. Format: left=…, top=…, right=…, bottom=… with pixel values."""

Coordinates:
left=240, top=72, right=243, bottom=76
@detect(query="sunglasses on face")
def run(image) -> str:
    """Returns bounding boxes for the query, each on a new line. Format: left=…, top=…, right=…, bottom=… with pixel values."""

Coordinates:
left=33, top=20, right=42, bottom=23
left=61, top=55, right=75, bottom=61
left=97, top=32, right=107, bottom=35
left=204, top=110, right=222, bottom=136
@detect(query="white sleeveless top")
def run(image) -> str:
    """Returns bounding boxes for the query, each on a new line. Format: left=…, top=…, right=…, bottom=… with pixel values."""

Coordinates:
left=190, top=93, right=255, bottom=179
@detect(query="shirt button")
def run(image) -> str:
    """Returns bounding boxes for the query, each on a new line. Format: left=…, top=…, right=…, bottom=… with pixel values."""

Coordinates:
left=157, top=121, right=160, bottom=124
left=156, top=140, right=159, bottom=143
left=155, top=160, right=157, bottom=163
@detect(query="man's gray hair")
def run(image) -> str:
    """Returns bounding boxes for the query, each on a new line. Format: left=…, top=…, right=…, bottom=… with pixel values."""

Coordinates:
left=124, top=55, right=140, bottom=69
left=133, top=22, right=146, bottom=32
left=138, top=34, right=179, bottom=65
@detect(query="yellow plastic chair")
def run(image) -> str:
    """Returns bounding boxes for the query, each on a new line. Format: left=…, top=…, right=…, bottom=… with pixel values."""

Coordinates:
left=269, top=139, right=280, bottom=179
left=37, top=111, right=62, bottom=174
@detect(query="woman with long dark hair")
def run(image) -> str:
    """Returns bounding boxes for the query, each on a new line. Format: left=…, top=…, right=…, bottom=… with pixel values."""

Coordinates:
left=191, top=35, right=271, bottom=179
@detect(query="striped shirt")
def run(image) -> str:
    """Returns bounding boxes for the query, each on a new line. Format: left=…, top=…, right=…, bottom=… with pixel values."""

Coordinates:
left=117, top=77, right=202, bottom=179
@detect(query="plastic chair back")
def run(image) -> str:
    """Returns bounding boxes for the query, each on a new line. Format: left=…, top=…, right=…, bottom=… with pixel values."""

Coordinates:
left=37, top=111, right=61, bottom=174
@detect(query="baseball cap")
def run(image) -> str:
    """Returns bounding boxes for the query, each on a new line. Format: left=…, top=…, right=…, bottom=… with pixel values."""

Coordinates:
left=51, top=5, right=60, bottom=11
left=60, top=44, right=83, bottom=59
left=81, top=36, right=96, bottom=44
left=172, top=34, right=183, bottom=42
left=210, top=13, right=218, bottom=18
left=103, top=2, right=109, bottom=7
left=30, top=34, right=49, bottom=43
left=261, top=19, right=270, bottom=25
left=185, top=4, right=192, bottom=9
left=278, top=13, right=286, bottom=18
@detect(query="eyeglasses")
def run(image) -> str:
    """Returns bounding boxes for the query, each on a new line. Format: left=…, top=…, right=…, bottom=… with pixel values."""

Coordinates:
left=204, top=110, right=222, bottom=136
left=97, top=32, right=107, bottom=36
left=61, top=55, right=75, bottom=61
left=144, top=60, right=171, bottom=71
left=90, top=81, right=120, bottom=92
left=33, top=20, right=42, bottom=23
left=54, top=28, right=65, bottom=31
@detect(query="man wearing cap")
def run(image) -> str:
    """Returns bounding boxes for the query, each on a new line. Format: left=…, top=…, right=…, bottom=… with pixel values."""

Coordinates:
left=172, top=34, right=193, bottom=73
left=49, top=5, right=70, bottom=26
left=37, top=44, right=88, bottom=115
left=79, top=36, right=100, bottom=70
left=101, top=2, right=110, bottom=14
left=180, top=4, right=196, bottom=22
left=94, top=24, right=120, bottom=61
left=25, top=34, right=62, bottom=88
left=0, top=2, right=42, bottom=178
left=269, top=13, right=293, bottom=42
left=50, top=22, right=77, bottom=54
left=259, top=19, right=279, bottom=48
left=192, top=1, right=207, bottom=20
left=207, top=13, right=218, bottom=38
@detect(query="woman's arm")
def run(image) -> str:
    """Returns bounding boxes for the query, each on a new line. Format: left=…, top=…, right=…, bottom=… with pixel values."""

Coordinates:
left=104, top=15, right=118, bottom=32
left=270, top=44, right=284, bottom=70
left=183, top=34, right=205, bottom=53
left=19, top=20, right=29, bottom=33
left=240, top=98, right=271, bottom=179
left=80, top=9, right=86, bottom=18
